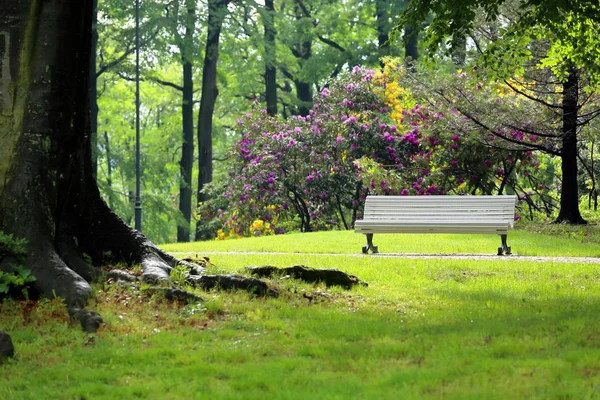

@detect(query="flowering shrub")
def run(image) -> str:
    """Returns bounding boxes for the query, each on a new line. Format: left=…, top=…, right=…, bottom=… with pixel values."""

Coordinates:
left=214, top=60, right=544, bottom=237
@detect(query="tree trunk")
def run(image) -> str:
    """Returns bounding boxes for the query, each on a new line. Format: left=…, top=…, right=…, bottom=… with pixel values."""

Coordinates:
left=375, top=0, right=390, bottom=61
left=196, top=0, right=230, bottom=240
left=177, top=1, right=195, bottom=243
left=263, top=0, right=277, bottom=116
left=451, top=33, right=467, bottom=67
left=90, top=0, right=99, bottom=178
left=289, top=5, right=313, bottom=116
left=555, top=68, right=586, bottom=224
left=103, top=131, right=113, bottom=209
left=0, top=0, right=203, bottom=332
left=403, top=24, right=419, bottom=64
left=294, top=79, right=312, bottom=116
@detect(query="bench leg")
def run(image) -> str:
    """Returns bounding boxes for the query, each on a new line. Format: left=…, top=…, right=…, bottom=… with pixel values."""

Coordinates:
left=498, top=234, right=511, bottom=256
left=362, top=233, right=379, bottom=254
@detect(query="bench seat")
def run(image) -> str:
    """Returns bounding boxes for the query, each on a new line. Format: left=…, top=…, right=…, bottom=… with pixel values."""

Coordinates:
left=355, top=195, right=517, bottom=254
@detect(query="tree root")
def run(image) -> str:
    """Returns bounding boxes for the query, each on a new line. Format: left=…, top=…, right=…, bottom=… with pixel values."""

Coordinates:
left=145, top=287, right=204, bottom=304
left=245, top=265, right=368, bottom=289
left=187, top=274, right=278, bottom=297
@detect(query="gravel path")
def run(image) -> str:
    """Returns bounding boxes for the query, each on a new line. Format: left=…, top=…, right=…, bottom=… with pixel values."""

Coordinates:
left=169, top=251, right=600, bottom=264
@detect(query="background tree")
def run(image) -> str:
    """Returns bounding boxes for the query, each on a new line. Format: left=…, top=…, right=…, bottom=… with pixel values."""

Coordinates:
left=397, top=0, right=600, bottom=223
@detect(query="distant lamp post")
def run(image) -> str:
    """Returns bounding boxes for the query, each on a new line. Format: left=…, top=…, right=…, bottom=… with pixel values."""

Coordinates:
left=134, top=0, right=142, bottom=231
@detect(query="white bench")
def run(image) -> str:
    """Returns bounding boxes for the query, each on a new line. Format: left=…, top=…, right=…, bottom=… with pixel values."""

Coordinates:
left=354, top=195, right=517, bottom=255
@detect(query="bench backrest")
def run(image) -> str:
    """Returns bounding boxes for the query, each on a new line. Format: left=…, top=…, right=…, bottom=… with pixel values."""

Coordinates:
left=362, top=195, right=517, bottom=226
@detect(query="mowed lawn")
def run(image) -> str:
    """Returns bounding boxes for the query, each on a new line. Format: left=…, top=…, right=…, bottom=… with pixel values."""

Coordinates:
left=2, top=227, right=600, bottom=399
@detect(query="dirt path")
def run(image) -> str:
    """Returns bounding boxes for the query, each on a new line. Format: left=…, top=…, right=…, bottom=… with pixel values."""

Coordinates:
left=169, top=251, right=600, bottom=264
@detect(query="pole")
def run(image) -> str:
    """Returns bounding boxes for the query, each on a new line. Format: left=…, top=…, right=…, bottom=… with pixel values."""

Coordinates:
left=135, top=0, right=142, bottom=231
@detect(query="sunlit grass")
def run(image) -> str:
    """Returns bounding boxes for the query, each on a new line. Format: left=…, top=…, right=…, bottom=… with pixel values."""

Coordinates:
left=2, top=228, right=600, bottom=399
left=163, top=227, right=600, bottom=258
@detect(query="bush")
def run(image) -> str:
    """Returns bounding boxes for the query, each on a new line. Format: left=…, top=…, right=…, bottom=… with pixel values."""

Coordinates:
left=0, top=232, right=35, bottom=300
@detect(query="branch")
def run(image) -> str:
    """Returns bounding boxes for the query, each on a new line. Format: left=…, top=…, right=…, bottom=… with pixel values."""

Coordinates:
left=503, top=79, right=563, bottom=110
left=96, top=46, right=136, bottom=78
left=115, top=71, right=184, bottom=92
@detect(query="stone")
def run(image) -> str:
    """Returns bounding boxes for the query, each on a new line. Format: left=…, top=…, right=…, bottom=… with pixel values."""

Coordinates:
left=0, top=331, right=15, bottom=359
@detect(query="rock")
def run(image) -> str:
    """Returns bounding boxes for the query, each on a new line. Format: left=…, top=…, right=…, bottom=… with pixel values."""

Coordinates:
left=245, top=265, right=368, bottom=289
left=0, top=331, right=15, bottom=359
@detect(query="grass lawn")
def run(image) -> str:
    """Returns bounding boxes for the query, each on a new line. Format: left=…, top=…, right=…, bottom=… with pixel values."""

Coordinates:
left=163, top=225, right=600, bottom=258
left=1, top=227, right=600, bottom=399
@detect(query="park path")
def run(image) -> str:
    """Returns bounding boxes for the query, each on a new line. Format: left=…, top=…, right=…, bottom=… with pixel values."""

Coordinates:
left=169, top=251, right=600, bottom=264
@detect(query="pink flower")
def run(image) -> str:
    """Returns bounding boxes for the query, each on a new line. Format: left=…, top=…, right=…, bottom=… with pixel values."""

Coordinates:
left=336, top=136, right=344, bottom=144
left=400, top=188, right=408, bottom=196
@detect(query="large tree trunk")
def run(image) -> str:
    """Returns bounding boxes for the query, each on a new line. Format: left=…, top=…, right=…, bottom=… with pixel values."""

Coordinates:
left=0, top=0, right=202, bottom=332
left=90, top=0, right=99, bottom=178
left=196, top=0, right=230, bottom=240
left=556, top=68, right=586, bottom=224
left=177, top=1, right=195, bottom=243
left=263, top=0, right=277, bottom=116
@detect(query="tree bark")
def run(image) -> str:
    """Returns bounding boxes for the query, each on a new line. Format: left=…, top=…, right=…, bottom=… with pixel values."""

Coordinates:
left=451, top=33, right=467, bottom=67
left=556, top=68, right=586, bottom=224
left=375, top=0, right=390, bottom=61
left=0, top=0, right=203, bottom=332
left=403, top=24, right=419, bottom=64
left=90, top=0, right=99, bottom=178
left=263, top=0, right=277, bottom=116
left=196, top=0, right=230, bottom=240
left=177, top=1, right=195, bottom=243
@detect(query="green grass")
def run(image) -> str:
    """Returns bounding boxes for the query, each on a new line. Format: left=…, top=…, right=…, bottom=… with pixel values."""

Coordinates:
left=163, top=226, right=600, bottom=258
left=2, top=228, right=600, bottom=399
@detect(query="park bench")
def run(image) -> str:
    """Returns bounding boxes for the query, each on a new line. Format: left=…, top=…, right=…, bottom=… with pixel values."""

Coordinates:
left=354, top=195, right=517, bottom=255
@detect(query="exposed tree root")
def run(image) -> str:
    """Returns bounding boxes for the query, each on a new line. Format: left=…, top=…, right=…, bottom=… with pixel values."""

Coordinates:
left=187, top=274, right=278, bottom=297
left=147, top=287, right=204, bottom=304
left=245, top=265, right=368, bottom=289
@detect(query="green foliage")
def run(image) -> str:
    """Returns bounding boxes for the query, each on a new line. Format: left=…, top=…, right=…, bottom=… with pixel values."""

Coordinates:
left=0, top=232, right=35, bottom=299
left=397, top=0, right=600, bottom=82
left=0, top=266, right=36, bottom=297
left=169, top=264, right=190, bottom=287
